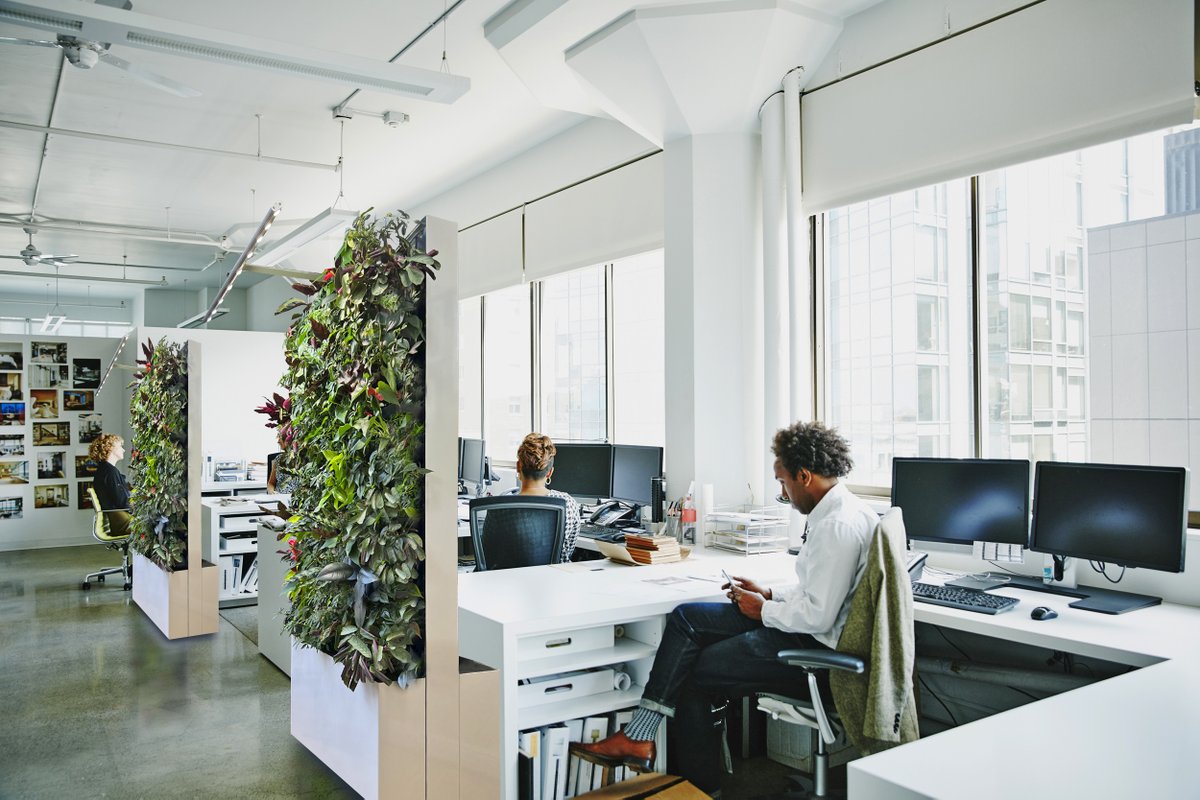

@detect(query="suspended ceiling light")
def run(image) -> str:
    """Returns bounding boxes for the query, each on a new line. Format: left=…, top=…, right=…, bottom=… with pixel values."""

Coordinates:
left=0, top=0, right=470, bottom=102
left=201, top=204, right=279, bottom=324
left=39, top=267, right=66, bottom=333
left=176, top=307, right=229, bottom=329
left=97, top=330, right=132, bottom=393
left=249, top=207, right=357, bottom=267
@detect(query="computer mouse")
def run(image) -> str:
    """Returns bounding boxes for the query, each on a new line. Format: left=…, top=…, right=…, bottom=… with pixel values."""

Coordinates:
left=1030, top=606, right=1058, bottom=621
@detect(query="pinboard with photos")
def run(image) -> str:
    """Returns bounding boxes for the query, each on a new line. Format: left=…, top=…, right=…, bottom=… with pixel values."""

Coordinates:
left=0, top=339, right=117, bottom=524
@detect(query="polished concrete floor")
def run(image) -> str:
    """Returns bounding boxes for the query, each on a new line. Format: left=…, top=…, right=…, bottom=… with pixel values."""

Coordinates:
left=0, top=545, right=355, bottom=799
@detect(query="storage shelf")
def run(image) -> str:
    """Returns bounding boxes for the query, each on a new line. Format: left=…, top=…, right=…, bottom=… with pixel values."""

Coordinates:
left=219, top=541, right=258, bottom=555
left=518, top=685, right=643, bottom=730
left=518, top=638, right=657, bottom=681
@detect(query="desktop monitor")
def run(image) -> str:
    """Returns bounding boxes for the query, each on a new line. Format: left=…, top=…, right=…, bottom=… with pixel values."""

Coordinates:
left=610, top=445, right=664, bottom=506
left=1030, top=461, right=1188, bottom=574
left=550, top=443, right=613, bottom=500
left=891, top=457, right=1030, bottom=546
left=459, top=437, right=486, bottom=490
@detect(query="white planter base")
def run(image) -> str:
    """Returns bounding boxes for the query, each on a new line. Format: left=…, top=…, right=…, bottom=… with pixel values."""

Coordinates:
left=291, top=641, right=427, bottom=800
left=131, top=551, right=218, bottom=639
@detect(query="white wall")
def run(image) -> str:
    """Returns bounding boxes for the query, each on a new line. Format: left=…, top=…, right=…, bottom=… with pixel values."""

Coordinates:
left=0, top=334, right=131, bottom=551
left=129, top=327, right=286, bottom=477
left=246, top=276, right=294, bottom=333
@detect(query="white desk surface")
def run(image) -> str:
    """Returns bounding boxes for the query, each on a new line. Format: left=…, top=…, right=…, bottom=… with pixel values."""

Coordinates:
left=460, top=549, right=1200, bottom=800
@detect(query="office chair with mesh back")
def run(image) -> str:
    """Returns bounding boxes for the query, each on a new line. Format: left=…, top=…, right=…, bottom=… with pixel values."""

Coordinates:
left=468, top=495, right=568, bottom=571
left=81, top=486, right=132, bottom=591
left=757, top=507, right=918, bottom=798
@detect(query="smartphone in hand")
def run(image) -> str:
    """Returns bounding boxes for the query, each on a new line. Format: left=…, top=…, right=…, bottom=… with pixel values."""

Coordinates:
left=721, top=570, right=738, bottom=602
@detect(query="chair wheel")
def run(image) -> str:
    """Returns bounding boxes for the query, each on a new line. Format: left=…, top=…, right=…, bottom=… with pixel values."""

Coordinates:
left=81, top=582, right=90, bottom=590
left=96, top=575, right=105, bottom=583
left=123, top=583, right=132, bottom=591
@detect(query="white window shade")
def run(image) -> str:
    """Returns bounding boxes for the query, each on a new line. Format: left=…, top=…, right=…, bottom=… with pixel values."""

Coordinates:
left=524, top=154, right=664, bottom=281
left=800, top=0, right=1196, bottom=214
left=457, top=209, right=524, bottom=299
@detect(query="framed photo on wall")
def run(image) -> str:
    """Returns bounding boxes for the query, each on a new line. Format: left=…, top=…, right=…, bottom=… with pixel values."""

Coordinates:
left=77, top=482, right=93, bottom=510
left=0, top=345, right=22, bottom=371
left=0, top=434, right=23, bottom=456
left=30, top=389, right=58, bottom=419
left=31, top=342, right=67, bottom=364
left=75, top=455, right=98, bottom=477
left=36, top=451, right=65, bottom=480
left=78, top=413, right=102, bottom=444
left=30, top=364, right=68, bottom=389
left=34, top=484, right=69, bottom=509
left=0, top=496, right=23, bottom=520
left=0, top=460, right=29, bottom=484
left=0, top=373, right=23, bottom=401
left=72, top=359, right=101, bottom=389
left=62, top=390, right=94, bottom=412
left=32, top=421, right=70, bottom=446
left=1, top=403, right=26, bottom=427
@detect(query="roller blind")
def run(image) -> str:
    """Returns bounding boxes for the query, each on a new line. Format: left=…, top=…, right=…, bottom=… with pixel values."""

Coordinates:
left=457, top=208, right=523, bottom=299
left=524, top=154, right=664, bottom=280
left=800, top=0, right=1196, bottom=213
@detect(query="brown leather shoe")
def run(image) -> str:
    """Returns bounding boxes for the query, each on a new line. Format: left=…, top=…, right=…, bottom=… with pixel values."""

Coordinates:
left=569, top=731, right=656, bottom=773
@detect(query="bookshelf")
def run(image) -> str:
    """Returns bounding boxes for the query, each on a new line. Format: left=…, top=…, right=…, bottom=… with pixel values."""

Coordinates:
left=200, top=496, right=279, bottom=607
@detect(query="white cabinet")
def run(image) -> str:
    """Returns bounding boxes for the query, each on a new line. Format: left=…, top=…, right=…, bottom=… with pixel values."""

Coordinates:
left=201, top=497, right=279, bottom=607
left=257, top=520, right=292, bottom=675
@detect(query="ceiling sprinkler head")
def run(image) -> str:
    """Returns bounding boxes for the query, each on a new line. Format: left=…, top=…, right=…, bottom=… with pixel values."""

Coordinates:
left=63, top=42, right=100, bottom=69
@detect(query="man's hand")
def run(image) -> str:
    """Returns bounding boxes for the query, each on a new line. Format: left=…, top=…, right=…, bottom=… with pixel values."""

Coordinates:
left=730, top=587, right=766, bottom=620
left=725, top=574, right=772, bottom=601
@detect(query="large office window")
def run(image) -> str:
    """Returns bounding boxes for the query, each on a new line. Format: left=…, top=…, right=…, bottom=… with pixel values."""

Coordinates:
left=460, top=249, right=666, bottom=464
left=611, top=250, right=665, bottom=447
left=540, top=266, right=606, bottom=441
left=481, top=284, right=532, bottom=461
left=824, top=181, right=974, bottom=487
left=817, top=121, right=1200, bottom=511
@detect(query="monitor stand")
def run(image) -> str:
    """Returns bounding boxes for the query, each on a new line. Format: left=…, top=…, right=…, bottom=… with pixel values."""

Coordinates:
left=1068, top=590, right=1162, bottom=615
left=947, top=573, right=1161, bottom=614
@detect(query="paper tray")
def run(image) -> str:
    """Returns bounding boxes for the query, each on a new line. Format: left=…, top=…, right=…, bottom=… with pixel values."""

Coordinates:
left=596, top=541, right=692, bottom=565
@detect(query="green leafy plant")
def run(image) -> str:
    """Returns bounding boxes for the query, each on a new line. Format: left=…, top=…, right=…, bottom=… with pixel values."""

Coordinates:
left=274, top=209, right=439, bottom=690
left=128, top=338, right=189, bottom=569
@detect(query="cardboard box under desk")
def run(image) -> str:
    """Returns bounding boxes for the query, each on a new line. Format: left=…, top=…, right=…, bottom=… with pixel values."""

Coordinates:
left=574, top=773, right=708, bottom=798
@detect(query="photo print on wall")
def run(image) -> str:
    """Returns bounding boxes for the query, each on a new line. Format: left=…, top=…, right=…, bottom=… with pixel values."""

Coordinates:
left=32, top=421, right=69, bottom=446
left=74, top=455, right=98, bottom=477
left=72, top=359, right=100, bottom=389
left=37, top=451, right=65, bottom=480
left=31, top=342, right=67, bottom=364
left=30, top=389, right=58, bottom=419
left=34, top=484, right=68, bottom=509
left=0, top=345, right=23, bottom=371
left=62, top=390, right=94, bottom=411
left=0, top=373, right=23, bottom=401
left=1, top=403, right=26, bottom=427
left=30, top=364, right=68, bottom=388
left=0, top=460, right=29, bottom=484
left=0, top=434, right=23, bottom=456
left=0, top=496, right=23, bottom=520
left=78, top=413, right=102, bottom=444
left=77, top=482, right=92, bottom=510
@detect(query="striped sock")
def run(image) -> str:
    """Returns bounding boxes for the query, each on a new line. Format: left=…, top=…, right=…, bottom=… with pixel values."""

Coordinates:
left=623, top=707, right=663, bottom=741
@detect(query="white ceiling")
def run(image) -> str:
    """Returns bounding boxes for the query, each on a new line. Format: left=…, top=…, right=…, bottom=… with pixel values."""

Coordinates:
left=0, top=0, right=880, bottom=308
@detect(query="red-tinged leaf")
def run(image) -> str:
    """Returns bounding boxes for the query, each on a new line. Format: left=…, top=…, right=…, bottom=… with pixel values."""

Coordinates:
left=289, top=281, right=319, bottom=296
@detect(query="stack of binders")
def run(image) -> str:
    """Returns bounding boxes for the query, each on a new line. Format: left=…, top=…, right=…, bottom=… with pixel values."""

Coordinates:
left=623, top=533, right=682, bottom=564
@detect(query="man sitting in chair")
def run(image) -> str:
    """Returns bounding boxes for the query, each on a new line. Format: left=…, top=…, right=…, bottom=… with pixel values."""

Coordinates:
left=89, top=433, right=131, bottom=537
left=571, top=421, right=878, bottom=796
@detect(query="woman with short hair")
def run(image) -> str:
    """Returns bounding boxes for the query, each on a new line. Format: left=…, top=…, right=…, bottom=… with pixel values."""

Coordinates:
left=88, top=433, right=131, bottom=537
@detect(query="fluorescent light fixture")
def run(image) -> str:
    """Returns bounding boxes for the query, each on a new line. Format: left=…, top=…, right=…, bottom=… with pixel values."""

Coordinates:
left=97, top=330, right=132, bottom=393
left=202, top=203, right=280, bottom=324
left=0, top=0, right=470, bottom=102
left=177, top=308, right=229, bottom=329
left=0, top=268, right=167, bottom=287
left=39, top=314, right=66, bottom=334
left=249, top=207, right=357, bottom=267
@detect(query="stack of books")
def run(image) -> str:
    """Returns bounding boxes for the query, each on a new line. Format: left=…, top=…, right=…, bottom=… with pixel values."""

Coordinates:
left=623, top=533, right=682, bottom=564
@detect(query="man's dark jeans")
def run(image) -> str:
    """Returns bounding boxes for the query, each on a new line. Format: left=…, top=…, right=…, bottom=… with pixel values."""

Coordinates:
left=640, top=602, right=829, bottom=794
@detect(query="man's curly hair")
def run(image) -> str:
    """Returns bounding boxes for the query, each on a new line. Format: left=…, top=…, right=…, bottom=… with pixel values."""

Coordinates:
left=771, top=422, right=853, bottom=478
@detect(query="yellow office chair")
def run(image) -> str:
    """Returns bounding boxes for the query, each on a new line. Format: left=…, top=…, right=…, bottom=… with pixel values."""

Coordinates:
left=757, top=507, right=919, bottom=798
left=81, top=486, right=132, bottom=591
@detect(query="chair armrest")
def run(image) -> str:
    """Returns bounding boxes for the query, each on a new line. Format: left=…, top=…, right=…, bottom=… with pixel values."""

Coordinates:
left=778, top=648, right=865, bottom=674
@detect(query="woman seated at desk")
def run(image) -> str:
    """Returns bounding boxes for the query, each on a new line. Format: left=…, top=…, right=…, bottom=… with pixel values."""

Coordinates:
left=267, top=428, right=298, bottom=495
left=89, top=433, right=131, bottom=537
left=513, top=432, right=581, bottom=562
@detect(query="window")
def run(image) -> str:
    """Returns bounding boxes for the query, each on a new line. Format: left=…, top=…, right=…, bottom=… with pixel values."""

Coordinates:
left=458, top=297, right=482, bottom=438
left=817, top=120, right=1200, bottom=512
left=539, top=266, right=606, bottom=442
left=481, top=284, right=532, bottom=462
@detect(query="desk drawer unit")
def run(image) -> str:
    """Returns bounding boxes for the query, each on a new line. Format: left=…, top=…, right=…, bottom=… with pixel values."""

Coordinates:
left=518, top=625, right=614, bottom=661
left=517, top=668, right=616, bottom=708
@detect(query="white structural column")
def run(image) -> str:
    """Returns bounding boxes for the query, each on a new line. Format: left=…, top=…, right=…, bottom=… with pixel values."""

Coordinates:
left=782, top=68, right=811, bottom=425
left=759, top=89, right=787, bottom=501
left=664, top=134, right=759, bottom=510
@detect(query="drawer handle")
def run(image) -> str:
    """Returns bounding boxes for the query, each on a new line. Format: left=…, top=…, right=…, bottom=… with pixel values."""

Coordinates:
left=543, top=683, right=573, bottom=695
left=544, top=637, right=572, bottom=649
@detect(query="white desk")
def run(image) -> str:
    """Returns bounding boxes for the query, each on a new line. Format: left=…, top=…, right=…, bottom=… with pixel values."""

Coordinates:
left=201, top=495, right=283, bottom=607
left=461, top=552, right=1200, bottom=800
left=849, top=583, right=1200, bottom=799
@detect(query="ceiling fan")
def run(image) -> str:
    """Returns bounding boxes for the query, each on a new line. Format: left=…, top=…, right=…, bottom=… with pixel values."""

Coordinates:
left=19, top=227, right=77, bottom=268
left=0, top=0, right=200, bottom=98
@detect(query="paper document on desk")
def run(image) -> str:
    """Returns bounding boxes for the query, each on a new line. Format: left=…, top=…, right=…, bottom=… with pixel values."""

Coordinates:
left=596, top=540, right=691, bottom=565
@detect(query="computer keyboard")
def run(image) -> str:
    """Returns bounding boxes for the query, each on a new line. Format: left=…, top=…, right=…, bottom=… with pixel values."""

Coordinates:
left=912, top=582, right=1019, bottom=615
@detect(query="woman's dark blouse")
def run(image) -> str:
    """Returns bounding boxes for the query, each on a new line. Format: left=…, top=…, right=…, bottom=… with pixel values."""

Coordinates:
left=93, top=460, right=130, bottom=510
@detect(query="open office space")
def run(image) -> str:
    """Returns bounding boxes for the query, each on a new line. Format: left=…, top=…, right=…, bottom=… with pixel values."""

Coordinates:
left=1, top=0, right=1198, bottom=798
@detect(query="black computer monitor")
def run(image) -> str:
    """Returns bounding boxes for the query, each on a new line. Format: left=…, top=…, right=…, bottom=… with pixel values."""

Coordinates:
left=1030, top=462, right=1188, bottom=574
left=550, top=443, right=613, bottom=500
left=459, top=437, right=486, bottom=490
left=892, top=457, right=1031, bottom=546
left=610, top=445, right=663, bottom=506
